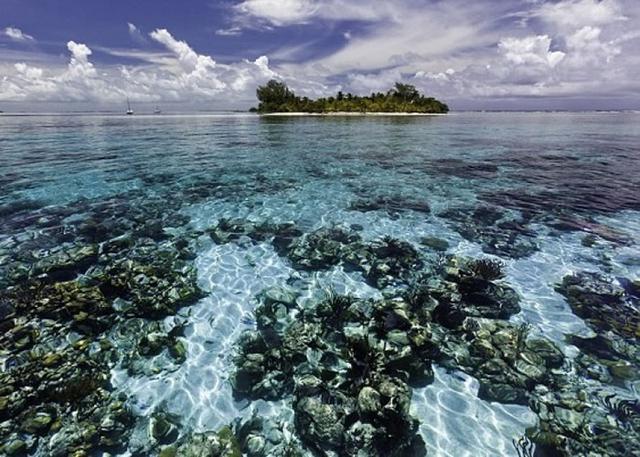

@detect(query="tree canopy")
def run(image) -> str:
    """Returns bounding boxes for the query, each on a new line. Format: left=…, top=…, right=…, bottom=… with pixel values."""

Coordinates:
left=255, top=80, right=296, bottom=112
left=253, top=80, right=449, bottom=114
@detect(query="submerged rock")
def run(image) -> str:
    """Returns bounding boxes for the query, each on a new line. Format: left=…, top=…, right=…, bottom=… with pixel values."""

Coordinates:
left=207, top=218, right=302, bottom=255
left=1, top=438, right=27, bottom=456
left=527, top=385, right=640, bottom=457
left=430, top=257, right=521, bottom=327
left=348, top=194, right=431, bottom=219
left=231, top=282, right=441, bottom=456
left=173, top=425, right=241, bottom=457
left=419, top=236, right=449, bottom=252
left=227, top=244, right=579, bottom=456
left=556, top=271, right=640, bottom=340
left=441, top=318, right=564, bottom=405
left=364, top=237, right=424, bottom=289
left=286, top=226, right=364, bottom=271
left=439, top=205, right=538, bottom=258
left=113, top=319, right=188, bottom=376
left=295, top=397, right=345, bottom=451
left=234, top=416, right=300, bottom=457
left=287, top=227, right=423, bottom=289
left=2, top=280, right=114, bottom=336
left=209, top=221, right=425, bottom=290
left=128, top=409, right=181, bottom=455
left=150, top=412, right=179, bottom=445
left=569, top=334, right=640, bottom=382
left=0, top=192, right=203, bottom=456
left=90, top=238, right=202, bottom=318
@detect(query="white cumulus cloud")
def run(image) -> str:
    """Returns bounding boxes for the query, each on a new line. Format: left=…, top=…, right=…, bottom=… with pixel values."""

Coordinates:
left=564, top=26, right=621, bottom=68
left=499, top=35, right=565, bottom=68
left=536, top=0, right=627, bottom=28
left=235, top=0, right=320, bottom=26
left=3, top=27, right=34, bottom=42
left=65, top=41, right=96, bottom=78
left=14, top=62, right=43, bottom=80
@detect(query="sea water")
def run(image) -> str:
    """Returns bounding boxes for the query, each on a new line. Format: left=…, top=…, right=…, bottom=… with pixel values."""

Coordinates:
left=1, top=112, right=639, bottom=456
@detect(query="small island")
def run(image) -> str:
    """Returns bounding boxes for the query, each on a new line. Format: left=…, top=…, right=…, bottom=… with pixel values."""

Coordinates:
left=251, top=80, right=449, bottom=115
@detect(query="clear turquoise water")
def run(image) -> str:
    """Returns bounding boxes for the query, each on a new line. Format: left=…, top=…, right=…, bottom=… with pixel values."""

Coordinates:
left=1, top=112, right=639, bottom=456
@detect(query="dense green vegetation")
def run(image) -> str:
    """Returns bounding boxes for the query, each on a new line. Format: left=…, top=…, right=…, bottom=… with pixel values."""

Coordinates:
left=252, top=80, right=449, bottom=114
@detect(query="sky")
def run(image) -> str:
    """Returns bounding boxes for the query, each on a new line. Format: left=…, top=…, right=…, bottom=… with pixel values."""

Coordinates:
left=1, top=0, right=639, bottom=111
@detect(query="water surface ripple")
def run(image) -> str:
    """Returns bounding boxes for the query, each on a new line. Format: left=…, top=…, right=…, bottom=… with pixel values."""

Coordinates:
left=1, top=112, right=639, bottom=457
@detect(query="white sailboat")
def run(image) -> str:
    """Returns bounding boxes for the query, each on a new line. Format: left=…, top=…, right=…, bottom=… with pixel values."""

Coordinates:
left=153, top=105, right=162, bottom=114
left=126, top=98, right=134, bottom=115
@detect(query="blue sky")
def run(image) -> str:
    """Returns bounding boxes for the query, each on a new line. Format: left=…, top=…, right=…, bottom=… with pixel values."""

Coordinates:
left=1, top=0, right=639, bottom=110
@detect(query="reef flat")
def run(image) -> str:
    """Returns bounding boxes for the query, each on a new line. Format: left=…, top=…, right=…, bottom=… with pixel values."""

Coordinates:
left=0, top=112, right=639, bottom=457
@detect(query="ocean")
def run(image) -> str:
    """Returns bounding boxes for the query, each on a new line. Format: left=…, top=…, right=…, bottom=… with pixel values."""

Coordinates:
left=1, top=112, right=639, bottom=457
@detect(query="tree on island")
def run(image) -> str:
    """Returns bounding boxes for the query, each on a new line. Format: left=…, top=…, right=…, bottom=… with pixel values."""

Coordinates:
left=391, top=82, right=420, bottom=103
left=255, top=80, right=296, bottom=112
left=252, top=80, right=449, bottom=114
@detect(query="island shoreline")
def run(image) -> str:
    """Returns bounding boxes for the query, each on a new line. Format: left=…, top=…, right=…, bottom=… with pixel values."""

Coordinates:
left=259, top=111, right=448, bottom=117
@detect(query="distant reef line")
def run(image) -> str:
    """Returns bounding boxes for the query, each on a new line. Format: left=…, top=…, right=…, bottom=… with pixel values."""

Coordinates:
left=251, top=80, right=449, bottom=114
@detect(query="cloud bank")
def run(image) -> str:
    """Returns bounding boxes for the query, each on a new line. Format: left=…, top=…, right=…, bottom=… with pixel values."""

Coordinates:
left=0, top=29, right=281, bottom=105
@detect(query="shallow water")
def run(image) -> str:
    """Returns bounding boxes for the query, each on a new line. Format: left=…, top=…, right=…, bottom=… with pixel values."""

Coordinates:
left=1, top=112, right=639, bottom=456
